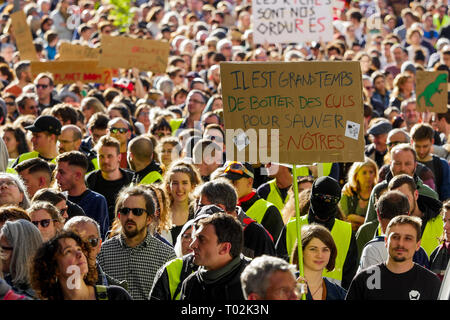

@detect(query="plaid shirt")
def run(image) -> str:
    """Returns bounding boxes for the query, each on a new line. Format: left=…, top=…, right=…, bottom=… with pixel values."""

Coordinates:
left=97, top=232, right=176, bottom=300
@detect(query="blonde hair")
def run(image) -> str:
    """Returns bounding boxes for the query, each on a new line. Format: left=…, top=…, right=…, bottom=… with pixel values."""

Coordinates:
left=346, top=157, right=379, bottom=193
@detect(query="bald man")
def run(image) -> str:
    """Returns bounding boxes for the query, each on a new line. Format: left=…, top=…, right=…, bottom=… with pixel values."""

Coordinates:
left=59, top=124, right=97, bottom=173
left=127, top=136, right=163, bottom=185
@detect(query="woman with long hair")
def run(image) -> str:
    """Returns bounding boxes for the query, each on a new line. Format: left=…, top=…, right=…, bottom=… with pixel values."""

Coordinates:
left=339, top=157, right=378, bottom=231
left=1, top=219, right=42, bottom=298
left=30, top=231, right=132, bottom=300
left=291, top=224, right=347, bottom=300
left=389, top=72, right=415, bottom=109
left=2, top=124, right=30, bottom=163
left=163, top=160, right=201, bottom=242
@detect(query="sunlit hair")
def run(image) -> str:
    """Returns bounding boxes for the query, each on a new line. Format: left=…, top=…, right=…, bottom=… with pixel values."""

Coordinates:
left=346, top=157, right=379, bottom=193
left=163, top=160, right=202, bottom=204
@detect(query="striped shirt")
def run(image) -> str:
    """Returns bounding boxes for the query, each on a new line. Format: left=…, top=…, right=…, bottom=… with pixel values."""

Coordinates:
left=97, top=232, right=176, bottom=300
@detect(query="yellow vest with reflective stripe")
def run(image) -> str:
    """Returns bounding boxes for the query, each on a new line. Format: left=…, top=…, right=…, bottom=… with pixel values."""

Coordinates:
left=16, top=151, right=57, bottom=165
left=246, top=198, right=277, bottom=225
left=165, top=258, right=184, bottom=300
left=286, top=215, right=352, bottom=284
left=266, top=179, right=289, bottom=212
left=421, top=216, right=443, bottom=257
left=139, top=171, right=163, bottom=185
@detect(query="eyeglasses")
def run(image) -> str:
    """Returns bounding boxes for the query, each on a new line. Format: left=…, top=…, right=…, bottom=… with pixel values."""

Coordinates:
left=87, top=237, right=100, bottom=247
left=118, top=207, right=146, bottom=216
left=223, top=161, right=254, bottom=178
left=387, top=141, right=403, bottom=148
left=36, top=84, right=49, bottom=89
left=5, top=101, right=15, bottom=106
left=32, top=219, right=55, bottom=228
left=313, top=193, right=340, bottom=204
left=190, top=99, right=205, bottom=105
left=109, top=127, right=129, bottom=134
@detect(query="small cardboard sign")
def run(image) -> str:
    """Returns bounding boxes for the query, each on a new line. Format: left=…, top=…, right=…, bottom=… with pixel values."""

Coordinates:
left=58, top=42, right=100, bottom=60
left=10, top=10, right=37, bottom=61
left=31, top=60, right=113, bottom=84
left=220, top=61, right=365, bottom=165
left=98, top=35, right=170, bottom=73
left=416, top=71, right=448, bottom=113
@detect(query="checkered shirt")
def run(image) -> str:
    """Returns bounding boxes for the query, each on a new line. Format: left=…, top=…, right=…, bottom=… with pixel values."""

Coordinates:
left=97, top=232, right=176, bottom=300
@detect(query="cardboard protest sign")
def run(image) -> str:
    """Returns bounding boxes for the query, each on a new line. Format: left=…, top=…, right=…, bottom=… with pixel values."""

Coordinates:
left=10, top=10, right=37, bottom=61
left=98, top=35, right=170, bottom=73
left=416, top=71, right=448, bottom=113
left=31, top=60, right=113, bottom=84
left=58, top=43, right=100, bottom=60
left=252, top=0, right=333, bottom=44
left=220, top=61, right=365, bottom=165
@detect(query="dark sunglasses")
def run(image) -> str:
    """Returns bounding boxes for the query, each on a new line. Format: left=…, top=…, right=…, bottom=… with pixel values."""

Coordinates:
left=387, top=141, right=402, bottom=148
left=36, top=84, right=49, bottom=89
left=313, top=193, right=340, bottom=204
left=109, top=127, right=129, bottom=134
left=118, top=207, right=146, bottom=216
left=87, top=238, right=100, bottom=247
left=32, top=219, right=55, bottom=228
left=1, top=245, right=13, bottom=251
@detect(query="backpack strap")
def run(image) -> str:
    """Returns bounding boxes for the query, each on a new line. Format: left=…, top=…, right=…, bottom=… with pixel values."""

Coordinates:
left=95, top=285, right=108, bottom=300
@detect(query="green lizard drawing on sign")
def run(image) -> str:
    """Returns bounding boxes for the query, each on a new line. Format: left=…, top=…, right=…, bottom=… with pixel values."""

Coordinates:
left=417, top=73, right=447, bottom=108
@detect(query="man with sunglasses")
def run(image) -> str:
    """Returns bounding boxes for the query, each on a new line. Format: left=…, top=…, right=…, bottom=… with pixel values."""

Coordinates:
left=64, top=216, right=128, bottom=291
left=107, top=118, right=132, bottom=169
left=220, top=161, right=284, bottom=242
left=364, top=119, right=392, bottom=170
left=34, top=73, right=60, bottom=112
left=277, top=176, right=358, bottom=290
left=97, top=185, right=176, bottom=300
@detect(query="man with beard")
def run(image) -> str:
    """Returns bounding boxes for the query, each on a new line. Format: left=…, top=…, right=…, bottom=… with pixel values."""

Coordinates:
left=97, top=185, right=176, bottom=300
left=127, top=136, right=163, bottom=185
left=346, top=215, right=441, bottom=300
left=275, top=176, right=358, bottom=289
left=388, top=174, right=443, bottom=257
left=357, top=144, right=439, bottom=258
left=86, top=136, right=133, bottom=226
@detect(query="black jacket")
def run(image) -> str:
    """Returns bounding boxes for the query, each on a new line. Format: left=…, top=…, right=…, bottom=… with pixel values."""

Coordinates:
left=180, top=255, right=251, bottom=301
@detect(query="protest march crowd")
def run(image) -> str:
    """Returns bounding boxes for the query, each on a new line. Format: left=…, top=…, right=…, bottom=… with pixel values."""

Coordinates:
left=0, top=0, right=450, bottom=302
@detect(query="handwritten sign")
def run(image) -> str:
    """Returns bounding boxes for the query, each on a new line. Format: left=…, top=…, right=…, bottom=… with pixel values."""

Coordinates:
left=220, top=61, right=365, bottom=164
left=31, top=60, right=113, bottom=84
left=10, top=10, right=37, bottom=61
left=98, top=35, right=170, bottom=73
left=416, top=71, right=448, bottom=113
left=58, top=42, right=100, bottom=60
left=252, top=0, right=333, bottom=44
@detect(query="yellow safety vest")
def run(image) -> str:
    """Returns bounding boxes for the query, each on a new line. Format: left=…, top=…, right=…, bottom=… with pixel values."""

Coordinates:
left=433, top=14, right=450, bottom=31
left=266, top=179, right=289, bottom=212
left=165, top=258, right=184, bottom=300
left=286, top=215, right=352, bottom=284
left=139, top=171, right=163, bottom=185
left=421, top=216, right=443, bottom=257
left=170, top=118, right=183, bottom=136
left=294, top=163, right=333, bottom=177
left=246, top=198, right=279, bottom=225
left=15, top=151, right=57, bottom=165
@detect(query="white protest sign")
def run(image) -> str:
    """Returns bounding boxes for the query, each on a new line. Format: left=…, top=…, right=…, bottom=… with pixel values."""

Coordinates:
left=252, top=0, right=334, bottom=44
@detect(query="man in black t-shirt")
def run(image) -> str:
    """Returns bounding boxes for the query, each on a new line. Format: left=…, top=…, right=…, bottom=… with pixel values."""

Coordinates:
left=346, top=215, right=441, bottom=300
left=86, top=135, right=133, bottom=226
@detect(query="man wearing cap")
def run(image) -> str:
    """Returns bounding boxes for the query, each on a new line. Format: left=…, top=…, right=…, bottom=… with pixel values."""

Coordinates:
left=12, top=115, right=61, bottom=167
left=276, top=176, right=358, bottom=289
left=364, top=119, right=392, bottom=169
left=221, top=161, right=284, bottom=241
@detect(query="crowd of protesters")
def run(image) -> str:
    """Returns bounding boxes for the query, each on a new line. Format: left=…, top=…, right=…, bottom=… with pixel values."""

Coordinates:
left=0, top=0, right=449, bottom=301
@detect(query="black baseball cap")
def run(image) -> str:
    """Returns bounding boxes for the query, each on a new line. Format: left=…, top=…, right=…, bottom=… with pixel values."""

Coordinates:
left=25, top=115, right=62, bottom=135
